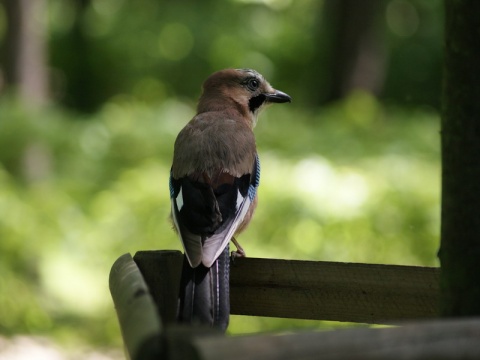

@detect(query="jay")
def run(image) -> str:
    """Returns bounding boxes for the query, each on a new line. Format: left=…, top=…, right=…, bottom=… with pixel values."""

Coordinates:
left=170, top=68, right=291, bottom=330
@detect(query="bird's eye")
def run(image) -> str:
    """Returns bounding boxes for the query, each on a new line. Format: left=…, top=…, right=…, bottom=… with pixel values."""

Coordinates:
left=247, top=78, right=260, bottom=91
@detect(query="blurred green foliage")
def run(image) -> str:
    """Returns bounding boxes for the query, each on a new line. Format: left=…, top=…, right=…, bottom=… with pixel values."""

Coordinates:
left=0, top=91, right=439, bottom=344
left=0, top=0, right=443, bottom=352
left=43, top=0, right=442, bottom=110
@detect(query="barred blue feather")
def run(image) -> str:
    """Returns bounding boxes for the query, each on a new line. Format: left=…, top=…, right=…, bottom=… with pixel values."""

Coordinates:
left=248, top=154, right=260, bottom=201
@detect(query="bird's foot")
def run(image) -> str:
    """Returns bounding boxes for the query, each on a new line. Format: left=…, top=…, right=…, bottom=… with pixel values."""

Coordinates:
left=231, top=237, right=246, bottom=261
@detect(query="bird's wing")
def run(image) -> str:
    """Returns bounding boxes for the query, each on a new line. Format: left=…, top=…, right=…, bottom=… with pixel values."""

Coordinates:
left=170, top=155, right=260, bottom=268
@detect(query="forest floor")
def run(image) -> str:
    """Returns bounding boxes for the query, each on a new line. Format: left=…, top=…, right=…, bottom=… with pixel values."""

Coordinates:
left=0, top=336, right=123, bottom=360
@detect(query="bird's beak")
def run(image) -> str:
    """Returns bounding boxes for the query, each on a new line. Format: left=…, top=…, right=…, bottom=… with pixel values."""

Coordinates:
left=265, top=90, right=292, bottom=104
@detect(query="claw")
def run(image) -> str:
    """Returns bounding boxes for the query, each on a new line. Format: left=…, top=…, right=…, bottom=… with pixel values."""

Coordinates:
left=231, top=237, right=246, bottom=261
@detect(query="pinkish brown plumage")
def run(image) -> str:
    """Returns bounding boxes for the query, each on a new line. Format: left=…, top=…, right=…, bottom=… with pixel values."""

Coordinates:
left=170, top=68, right=290, bottom=268
left=170, top=68, right=290, bottom=330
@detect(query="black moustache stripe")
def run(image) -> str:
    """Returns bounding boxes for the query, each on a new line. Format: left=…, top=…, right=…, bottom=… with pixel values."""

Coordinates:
left=249, top=94, right=266, bottom=113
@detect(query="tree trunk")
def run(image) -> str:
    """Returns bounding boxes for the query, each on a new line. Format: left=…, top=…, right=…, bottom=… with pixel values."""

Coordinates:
left=439, top=0, right=480, bottom=316
left=4, top=0, right=49, bottom=106
left=323, top=0, right=386, bottom=102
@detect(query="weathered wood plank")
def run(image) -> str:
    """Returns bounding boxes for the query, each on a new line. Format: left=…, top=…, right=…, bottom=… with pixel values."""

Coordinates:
left=194, top=317, right=480, bottom=360
left=230, top=257, right=440, bottom=323
left=109, top=253, right=164, bottom=359
left=129, top=251, right=440, bottom=324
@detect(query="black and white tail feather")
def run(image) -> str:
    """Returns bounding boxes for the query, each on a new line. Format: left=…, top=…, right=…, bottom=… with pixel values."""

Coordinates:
left=177, top=244, right=230, bottom=330
left=170, top=156, right=260, bottom=330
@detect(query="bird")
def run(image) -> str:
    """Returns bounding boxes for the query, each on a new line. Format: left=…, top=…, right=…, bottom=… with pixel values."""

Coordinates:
left=169, top=68, right=291, bottom=331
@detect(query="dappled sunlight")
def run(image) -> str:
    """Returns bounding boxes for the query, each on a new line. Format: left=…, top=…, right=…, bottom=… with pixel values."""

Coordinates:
left=234, top=0, right=293, bottom=11
left=292, top=156, right=370, bottom=219
left=80, top=123, right=111, bottom=160
left=40, top=252, right=110, bottom=316
left=245, top=124, right=440, bottom=266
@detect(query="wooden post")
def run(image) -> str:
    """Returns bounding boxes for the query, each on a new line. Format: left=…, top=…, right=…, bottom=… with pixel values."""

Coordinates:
left=133, top=250, right=184, bottom=325
left=110, top=252, right=221, bottom=359
left=440, top=0, right=480, bottom=316
left=109, top=253, right=164, bottom=359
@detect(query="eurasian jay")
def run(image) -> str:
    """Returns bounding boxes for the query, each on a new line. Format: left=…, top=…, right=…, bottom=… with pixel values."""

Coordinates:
left=170, top=68, right=291, bottom=330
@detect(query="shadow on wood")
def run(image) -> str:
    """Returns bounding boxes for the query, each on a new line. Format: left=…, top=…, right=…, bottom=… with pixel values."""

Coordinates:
left=133, top=250, right=183, bottom=325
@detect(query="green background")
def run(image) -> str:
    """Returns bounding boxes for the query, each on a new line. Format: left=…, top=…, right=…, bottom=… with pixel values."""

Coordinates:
left=0, top=0, right=442, bottom=355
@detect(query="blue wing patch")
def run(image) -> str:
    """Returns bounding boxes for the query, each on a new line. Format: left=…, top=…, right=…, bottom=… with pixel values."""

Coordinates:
left=248, top=155, right=260, bottom=201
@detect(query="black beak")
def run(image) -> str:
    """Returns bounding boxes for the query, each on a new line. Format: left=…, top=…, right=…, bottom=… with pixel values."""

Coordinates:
left=265, top=90, right=292, bottom=103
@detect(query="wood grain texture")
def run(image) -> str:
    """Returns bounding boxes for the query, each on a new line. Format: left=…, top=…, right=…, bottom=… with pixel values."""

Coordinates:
left=195, top=317, right=480, bottom=360
left=229, top=257, right=439, bottom=323
left=122, top=251, right=440, bottom=324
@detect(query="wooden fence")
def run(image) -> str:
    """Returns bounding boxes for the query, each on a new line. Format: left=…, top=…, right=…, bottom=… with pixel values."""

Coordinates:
left=109, top=250, right=480, bottom=359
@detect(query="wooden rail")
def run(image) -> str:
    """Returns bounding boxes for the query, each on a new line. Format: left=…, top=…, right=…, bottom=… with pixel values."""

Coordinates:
left=229, top=256, right=439, bottom=323
left=194, top=318, right=480, bottom=360
left=109, top=250, right=480, bottom=359
left=132, top=250, right=439, bottom=324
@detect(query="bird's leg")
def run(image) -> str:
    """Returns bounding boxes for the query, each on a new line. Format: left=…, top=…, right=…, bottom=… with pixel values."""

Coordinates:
left=231, top=237, right=246, bottom=259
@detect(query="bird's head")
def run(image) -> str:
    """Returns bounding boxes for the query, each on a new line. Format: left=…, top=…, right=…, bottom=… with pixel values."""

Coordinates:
left=197, top=68, right=291, bottom=127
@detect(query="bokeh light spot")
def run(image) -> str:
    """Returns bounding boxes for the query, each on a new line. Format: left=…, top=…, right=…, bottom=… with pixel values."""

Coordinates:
left=158, top=23, right=194, bottom=61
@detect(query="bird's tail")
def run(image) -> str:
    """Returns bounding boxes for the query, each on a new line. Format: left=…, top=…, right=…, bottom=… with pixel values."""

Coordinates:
left=177, top=245, right=230, bottom=332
